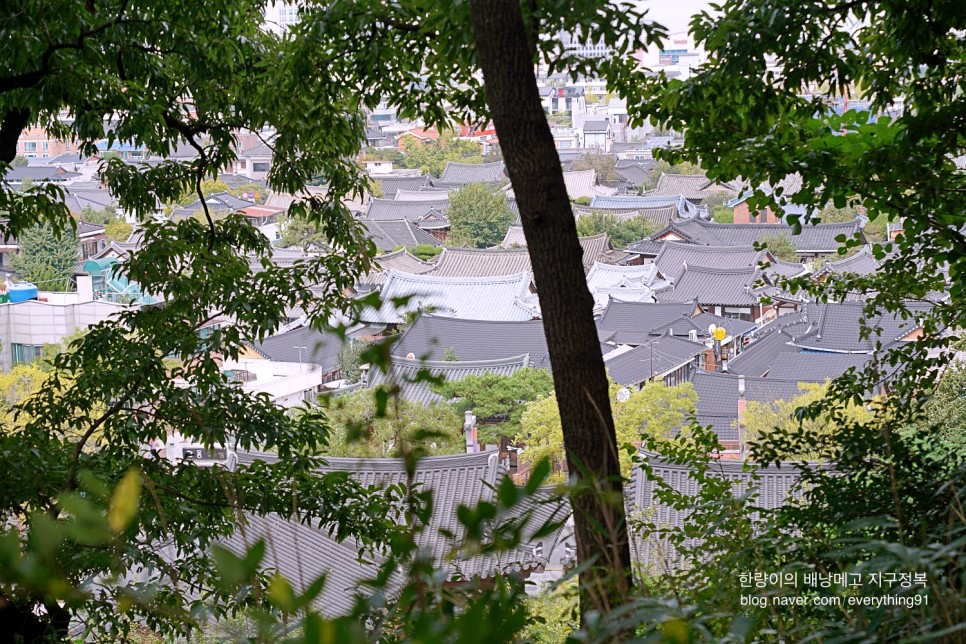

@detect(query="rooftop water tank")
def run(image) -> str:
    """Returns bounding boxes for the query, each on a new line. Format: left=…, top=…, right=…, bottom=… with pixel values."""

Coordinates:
left=9, top=283, right=39, bottom=303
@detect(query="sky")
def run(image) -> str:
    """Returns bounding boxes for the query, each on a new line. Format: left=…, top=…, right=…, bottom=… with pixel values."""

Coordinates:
left=635, top=0, right=714, bottom=34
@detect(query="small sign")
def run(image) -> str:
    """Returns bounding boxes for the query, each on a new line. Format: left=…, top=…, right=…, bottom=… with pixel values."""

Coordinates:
left=183, top=447, right=227, bottom=461
left=713, top=327, right=728, bottom=342
left=616, top=387, right=631, bottom=403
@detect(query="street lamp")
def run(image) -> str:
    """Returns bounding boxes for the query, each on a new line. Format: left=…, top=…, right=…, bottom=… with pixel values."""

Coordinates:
left=294, top=346, right=307, bottom=372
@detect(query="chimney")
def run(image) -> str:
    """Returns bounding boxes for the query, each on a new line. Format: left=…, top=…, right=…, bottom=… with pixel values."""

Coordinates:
left=464, top=410, right=478, bottom=454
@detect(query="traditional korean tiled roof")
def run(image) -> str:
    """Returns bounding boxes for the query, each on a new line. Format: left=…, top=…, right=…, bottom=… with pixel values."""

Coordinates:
left=365, top=197, right=451, bottom=221
left=250, top=326, right=343, bottom=372
left=650, top=173, right=741, bottom=201
left=604, top=336, right=705, bottom=386
left=657, top=265, right=773, bottom=306
left=650, top=218, right=863, bottom=253
left=587, top=262, right=667, bottom=310
left=726, top=311, right=812, bottom=377
left=358, top=248, right=438, bottom=288
left=653, top=242, right=765, bottom=281
left=597, top=300, right=700, bottom=345
left=375, top=175, right=430, bottom=197
left=392, top=315, right=552, bottom=368
left=591, top=194, right=701, bottom=219
left=651, top=312, right=757, bottom=340
left=429, top=247, right=532, bottom=278
left=225, top=451, right=567, bottom=616
left=172, top=191, right=254, bottom=219
left=562, top=170, right=617, bottom=199
left=578, top=233, right=611, bottom=269
left=765, top=353, right=873, bottom=381
left=627, top=450, right=812, bottom=569
left=364, top=219, right=441, bottom=252
left=394, top=188, right=454, bottom=201
left=499, top=226, right=528, bottom=248
left=574, top=203, right=678, bottom=229
left=435, top=161, right=506, bottom=186
left=364, top=270, right=536, bottom=323
left=813, top=247, right=880, bottom=278
left=692, top=371, right=806, bottom=441
left=614, top=161, right=653, bottom=187
left=790, top=301, right=929, bottom=353
left=238, top=140, right=273, bottom=158
left=368, top=354, right=531, bottom=404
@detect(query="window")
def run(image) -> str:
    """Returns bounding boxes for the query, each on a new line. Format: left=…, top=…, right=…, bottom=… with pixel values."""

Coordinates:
left=252, top=162, right=270, bottom=173
left=42, top=141, right=49, bottom=152
left=23, top=141, right=37, bottom=152
left=11, top=343, right=43, bottom=365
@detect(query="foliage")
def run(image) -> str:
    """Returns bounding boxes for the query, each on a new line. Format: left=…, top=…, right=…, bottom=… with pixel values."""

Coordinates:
left=447, top=182, right=514, bottom=248
left=103, top=217, right=133, bottom=243
left=517, top=381, right=696, bottom=481
left=711, top=205, right=734, bottom=223
left=368, top=178, right=384, bottom=198
left=232, top=182, right=267, bottom=204
left=521, top=580, right=580, bottom=644
left=435, top=368, right=554, bottom=441
left=0, top=363, right=48, bottom=428
left=441, top=346, right=459, bottom=361
left=11, top=155, right=29, bottom=168
left=79, top=204, right=118, bottom=226
left=571, top=196, right=591, bottom=206
left=757, top=233, right=798, bottom=262
left=575, top=212, right=658, bottom=249
left=547, top=112, right=572, bottom=127
left=338, top=340, right=367, bottom=385
left=700, top=191, right=731, bottom=209
left=410, top=243, right=442, bottom=260
left=571, top=152, right=620, bottom=183
left=8, top=224, right=78, bottom=291
left=901, top=361, right=966, bottom=461
left=742, top=381, right=876, bottom=460
left=316, top=389, right=462, bottom=458
left=398, top=133, right=484, bottom=177
left=175, top=179, right=232, bottom=206
left=641, top=160, right=702, bottom=190
left=275, top=211, right=329, bottom=252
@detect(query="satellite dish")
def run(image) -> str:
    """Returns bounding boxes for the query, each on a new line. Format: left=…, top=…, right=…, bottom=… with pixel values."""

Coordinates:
left=616, top=387, right=631, bottom=403
left=406, top=353, right=416, bottom=360
left=708, top=323, right=718, bottom=335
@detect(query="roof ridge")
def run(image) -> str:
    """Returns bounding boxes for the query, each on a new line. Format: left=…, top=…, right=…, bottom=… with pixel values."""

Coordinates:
left=390, top=353, right=532, bottom=369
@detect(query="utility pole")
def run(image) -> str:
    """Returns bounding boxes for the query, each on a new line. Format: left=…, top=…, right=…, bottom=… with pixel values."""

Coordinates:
left=294, top=346, right=307, bottom=372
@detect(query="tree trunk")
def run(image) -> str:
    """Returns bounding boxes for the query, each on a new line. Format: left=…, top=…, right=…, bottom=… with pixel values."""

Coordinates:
left=469, top=0, right=633, bottom=621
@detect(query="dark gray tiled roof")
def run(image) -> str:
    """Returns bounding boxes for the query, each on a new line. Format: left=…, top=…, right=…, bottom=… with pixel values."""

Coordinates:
left=726, top=320, right=809, bottom=377
left=250, top=326, right=343, bottom=372
left=365, top=219, right=441, bottom=252
left=225, top=451, right=567, bottom=615
left=591, top=194, right=700, bottom=219
left=597, top=301, right=700, bottom=345
left=179, top=191, right=255, bottom=213
left=375, top=175, right=430, bottom=197
left=650, top=173, right=741, bottom=201
left=365, top=197, right=450, bottom=223
left=656, top=218, right=863, bottom=253
left=393, top=315, right=551, bottom=368
left=692, top=371, right=806, bottom=441
left=430, top=247, right=532, bottom=278
left=368, top=354, right=531, bottom=404
left=3, top=166, right=81, bottom=182
left=359, top=249, right=437, bottom=287
left=604, top=336, right=705, bottom=386
left=435, top=161, right=506, bottom=186
left=653, top=242, right=765, bottom=281
left=651, top=312, right=757, bottom=340
left=791, top=301, right=929, bottom=353
left=579, top=233, right=611, bottom=269
left=628, top=451, right=811, bottom=569
left=574, top=204, right=677, bottom=229
left=657, top=265, right=771, bottom=306
left=583, top=119, right=609, bottom=133
left=765, top=353, right=873, bottom=381
left=813, top=247, right=880, bottom=278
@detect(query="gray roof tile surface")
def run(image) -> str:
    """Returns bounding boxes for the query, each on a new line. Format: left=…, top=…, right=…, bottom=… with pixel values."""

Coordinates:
left=393, top=315, right=552, bottom=368
left=368, top=354, right=531, bottom=404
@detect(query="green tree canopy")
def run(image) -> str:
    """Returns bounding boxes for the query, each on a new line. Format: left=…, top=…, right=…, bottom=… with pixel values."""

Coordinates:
left=447, top=182, right=515, bottom=248
left=317, top=389, right=463, bottom=458
left=9, top=224, right=78, bottom=291
left=517, top=380, right=697, bottom=481
left=399, top=133, right=484, bottom=177
left=570, top=152, right=619, bottom=183
left=758, top=233, right=799, bottom=262
left=575, top=212, right=658, bottom=249
left=434, top=368, right=554, bottom=437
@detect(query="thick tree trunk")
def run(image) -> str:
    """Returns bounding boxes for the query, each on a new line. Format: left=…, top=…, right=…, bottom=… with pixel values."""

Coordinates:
left=469, top=0, right=633, bottom=620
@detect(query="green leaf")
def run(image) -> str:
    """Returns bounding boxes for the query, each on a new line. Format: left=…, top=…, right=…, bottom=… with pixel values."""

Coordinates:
left=108, top=468, right=141, bottom=534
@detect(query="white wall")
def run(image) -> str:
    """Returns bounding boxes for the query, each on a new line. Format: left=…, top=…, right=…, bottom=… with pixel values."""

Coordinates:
left=0, top=297, right=129, bottom=369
